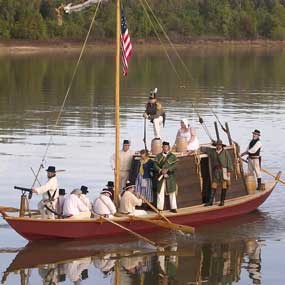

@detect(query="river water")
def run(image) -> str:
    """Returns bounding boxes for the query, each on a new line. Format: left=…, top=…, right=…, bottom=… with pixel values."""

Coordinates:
left=0, top=48, right=285, bottom=284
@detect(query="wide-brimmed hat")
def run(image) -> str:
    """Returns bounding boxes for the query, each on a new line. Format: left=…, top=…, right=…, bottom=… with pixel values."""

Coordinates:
left=214, top=139, right=226, bottom=147
left=101, top=188, right=113, bottom=196
left=46, top=166, right=56, bottom=173
left=106, top=181, right=114, bottom=187
left=124, top=181, right=135, bottom=190
left=80, top=185, right=88, bottom=194
left=252, top=129, right=261, bottom=136
left=123, top=139, right=130, bottom=145
left=59, top=188, right=66, bottom=195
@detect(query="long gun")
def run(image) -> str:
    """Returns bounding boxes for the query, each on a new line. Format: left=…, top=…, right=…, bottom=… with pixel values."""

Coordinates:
left=14, top=186, right=33, bottom=193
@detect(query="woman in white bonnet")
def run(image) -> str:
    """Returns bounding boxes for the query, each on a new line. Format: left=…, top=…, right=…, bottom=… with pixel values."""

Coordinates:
left=175, top=118, right=199, bottom=151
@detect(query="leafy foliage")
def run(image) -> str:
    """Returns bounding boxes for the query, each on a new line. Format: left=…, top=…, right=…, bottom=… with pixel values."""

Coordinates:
left=1, top=0, right=285, bottom=40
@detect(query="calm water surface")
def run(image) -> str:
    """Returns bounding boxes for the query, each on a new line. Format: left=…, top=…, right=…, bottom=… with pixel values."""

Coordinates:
left=0, top=48, right=285, bottom=284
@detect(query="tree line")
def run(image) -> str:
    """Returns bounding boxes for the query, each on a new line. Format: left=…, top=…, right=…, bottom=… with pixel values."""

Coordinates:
left=1, top=0, right=285, bottom=41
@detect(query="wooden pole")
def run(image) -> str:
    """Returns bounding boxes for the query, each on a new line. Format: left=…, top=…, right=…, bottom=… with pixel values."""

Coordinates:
left=99, top=216, right=157, bottom=248
left=214, top=121, right=220, bottom=141
left=114, top=0, right=121, bottom=207
left=140, top=196, right=195, bottom=234
left=240, top=158, right=284, bottom=184
left=225, top=122, right=233, bottom=145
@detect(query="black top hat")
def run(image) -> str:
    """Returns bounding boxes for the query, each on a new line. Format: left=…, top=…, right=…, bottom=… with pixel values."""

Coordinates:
left=124, top=181, right=135, bottom=190
left=252, top=129, right=261, bottom=136
left=162, top=141, right=170, bottom=146
left=80, top=185, right=88, bottom=194
left=46, top=166, right=56, bottom=172
left=123, top=139, right=130, bottom=145
left=59, top=188, right=66, bottom=195
left=106, top=181, right=114, bottom=187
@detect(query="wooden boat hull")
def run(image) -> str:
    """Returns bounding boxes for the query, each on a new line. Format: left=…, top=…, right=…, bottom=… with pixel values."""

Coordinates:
left=2, top=181, right=277, bottom=241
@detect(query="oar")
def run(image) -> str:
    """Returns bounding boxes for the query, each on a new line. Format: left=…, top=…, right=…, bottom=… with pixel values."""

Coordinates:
left=140, top=196, right=195, bottom=234
left=98, top=215, right=158, bottom=248
left=130, top=215, right=195, bottom=234
left=240, top=158, right=285, bottom=185
left=0, top=206, right=19, bottom=213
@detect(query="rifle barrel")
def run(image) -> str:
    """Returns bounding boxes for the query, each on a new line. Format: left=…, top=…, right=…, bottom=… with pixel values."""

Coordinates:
left=14, top=186, right=32, bottom=193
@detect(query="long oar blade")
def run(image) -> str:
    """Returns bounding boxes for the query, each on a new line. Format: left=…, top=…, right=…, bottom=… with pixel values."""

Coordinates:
left=131, top=216, right=195, bottom=234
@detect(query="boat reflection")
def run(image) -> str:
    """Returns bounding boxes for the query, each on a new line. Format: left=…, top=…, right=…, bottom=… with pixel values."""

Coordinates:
left=1, top=238, right=262, bottom=285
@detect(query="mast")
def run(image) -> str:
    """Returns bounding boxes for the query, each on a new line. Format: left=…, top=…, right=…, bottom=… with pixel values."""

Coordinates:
left=114, top=0, right=121, bottom=206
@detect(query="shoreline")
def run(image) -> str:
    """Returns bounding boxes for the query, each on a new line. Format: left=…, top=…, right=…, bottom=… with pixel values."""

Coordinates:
left=1, top=39, right=285, bottom=55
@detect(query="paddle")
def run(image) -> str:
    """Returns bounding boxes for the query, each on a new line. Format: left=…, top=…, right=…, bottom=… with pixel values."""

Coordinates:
left=98, top=215, right=158, bottom=248
left=130, top=215, right=195, bottom=234
left=139, top=196, right=195, bottom=234
left=240, top=158, right=285, bottom=185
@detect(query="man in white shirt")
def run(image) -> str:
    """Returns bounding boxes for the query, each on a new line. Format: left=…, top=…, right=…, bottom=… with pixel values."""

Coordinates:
left=93, top=189, right=116, bottom=218
left=119, top=181, right=147, bottom=216
left=79, top=185, right=92, bottom=210
left=241, top=129, right=262, bottom=190
left=110, top=140, right=135, bottom=192
left=63, top=189, right=91, bottom=219
left=32, top=166, right=59, bottom=219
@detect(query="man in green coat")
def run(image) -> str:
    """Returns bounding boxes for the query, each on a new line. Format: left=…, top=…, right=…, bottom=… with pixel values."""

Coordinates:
left=206, top=139, right=233, bottom=206
left=154, top=141, right=178, bottom=213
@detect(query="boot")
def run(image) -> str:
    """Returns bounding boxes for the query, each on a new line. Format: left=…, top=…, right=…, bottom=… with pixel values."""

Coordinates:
left=205, top=189, right=216, bottom=206
left=219, top=189, right=227, bottom=206
left=257, top=178, right=262, bottom=190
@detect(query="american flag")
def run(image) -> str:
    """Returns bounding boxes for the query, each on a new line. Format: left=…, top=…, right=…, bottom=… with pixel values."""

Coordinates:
left=121, top=8, right=133, bottom=76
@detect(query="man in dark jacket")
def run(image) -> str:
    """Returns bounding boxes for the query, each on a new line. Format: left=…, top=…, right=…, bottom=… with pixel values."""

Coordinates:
left=206, top=139, right=233, bottom=206
left=154, top=141, right=178, bottom=212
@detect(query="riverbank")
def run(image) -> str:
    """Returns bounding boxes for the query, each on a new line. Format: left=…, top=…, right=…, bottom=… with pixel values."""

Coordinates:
left=1, top=39, right=285, bottom=55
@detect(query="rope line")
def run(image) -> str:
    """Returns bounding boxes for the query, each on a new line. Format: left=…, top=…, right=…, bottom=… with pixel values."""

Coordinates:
left=139, top=0, right=181, bottom=80
left=34, top=0, right=102, bottom=181
left=141, top=0, right=214, bottom=141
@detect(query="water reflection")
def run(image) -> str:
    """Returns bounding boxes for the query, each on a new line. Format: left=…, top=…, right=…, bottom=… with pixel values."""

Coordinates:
left=1, top=238, right=263, bottom=285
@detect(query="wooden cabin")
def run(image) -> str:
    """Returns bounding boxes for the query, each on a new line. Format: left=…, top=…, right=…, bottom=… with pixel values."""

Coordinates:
left=129, top=143, right=248, bottom=209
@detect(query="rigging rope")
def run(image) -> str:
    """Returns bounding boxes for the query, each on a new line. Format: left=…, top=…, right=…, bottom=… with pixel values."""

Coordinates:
left=139, top=0, right=181, bottom=80
left=141, top=0, right=214, bottom=141
left=33, top=0, right=102, bottom=183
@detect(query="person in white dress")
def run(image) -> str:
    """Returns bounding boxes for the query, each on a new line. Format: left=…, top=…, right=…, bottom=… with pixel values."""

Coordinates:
left=110, top=140, right=135, bottom=192
left=63, top=189, right=91, bottom=219
left=32, top=166, right=59, bottom=219
left=119, top=182, right=147, bottom=216
left=93, top=189, right=117, bottom=218
left=174, top=118, right=199, bottom=152
left=79, top=185, right=92, bottom=210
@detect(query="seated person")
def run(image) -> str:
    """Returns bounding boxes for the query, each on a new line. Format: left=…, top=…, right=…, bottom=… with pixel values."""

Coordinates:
left=80, top=185, right=92, bottom=210
left=174, top=118, right=199, bottom=151
left=119, top=181, right=147, bottom=216
left=93, top=188, right=116, bottom=218
left=63, top=188, right=91, bottom=219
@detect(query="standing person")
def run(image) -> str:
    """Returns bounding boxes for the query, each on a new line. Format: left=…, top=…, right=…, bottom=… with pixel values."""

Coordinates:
left=206, top=140, right=233, bottom=206
left=241, top=129, right=262, bottom=190
left=57, top=188, right=66, bottom=216
left=93, top=188, right=116, bottom=218
left=80, top=185, right=92, bottom=210
left=135, top=149, right=154, bottom=206
left=110, top=140, right=135, bottom=192
left=174, top=119, right=199, bottom=152
left=143, top=88, right=166, bottom=140
left=32, top=166, right=59, bottom=219
left=154, top=141, right=178, bottom=213
left=119, top=181, right=147, bottom=216
left=63, top=189, right=91, bottom=219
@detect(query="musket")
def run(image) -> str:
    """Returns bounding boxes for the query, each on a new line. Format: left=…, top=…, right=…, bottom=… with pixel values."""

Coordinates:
left=143, top=117, right=148, bottom=151
left=14, top=186, right=33, bottom=193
